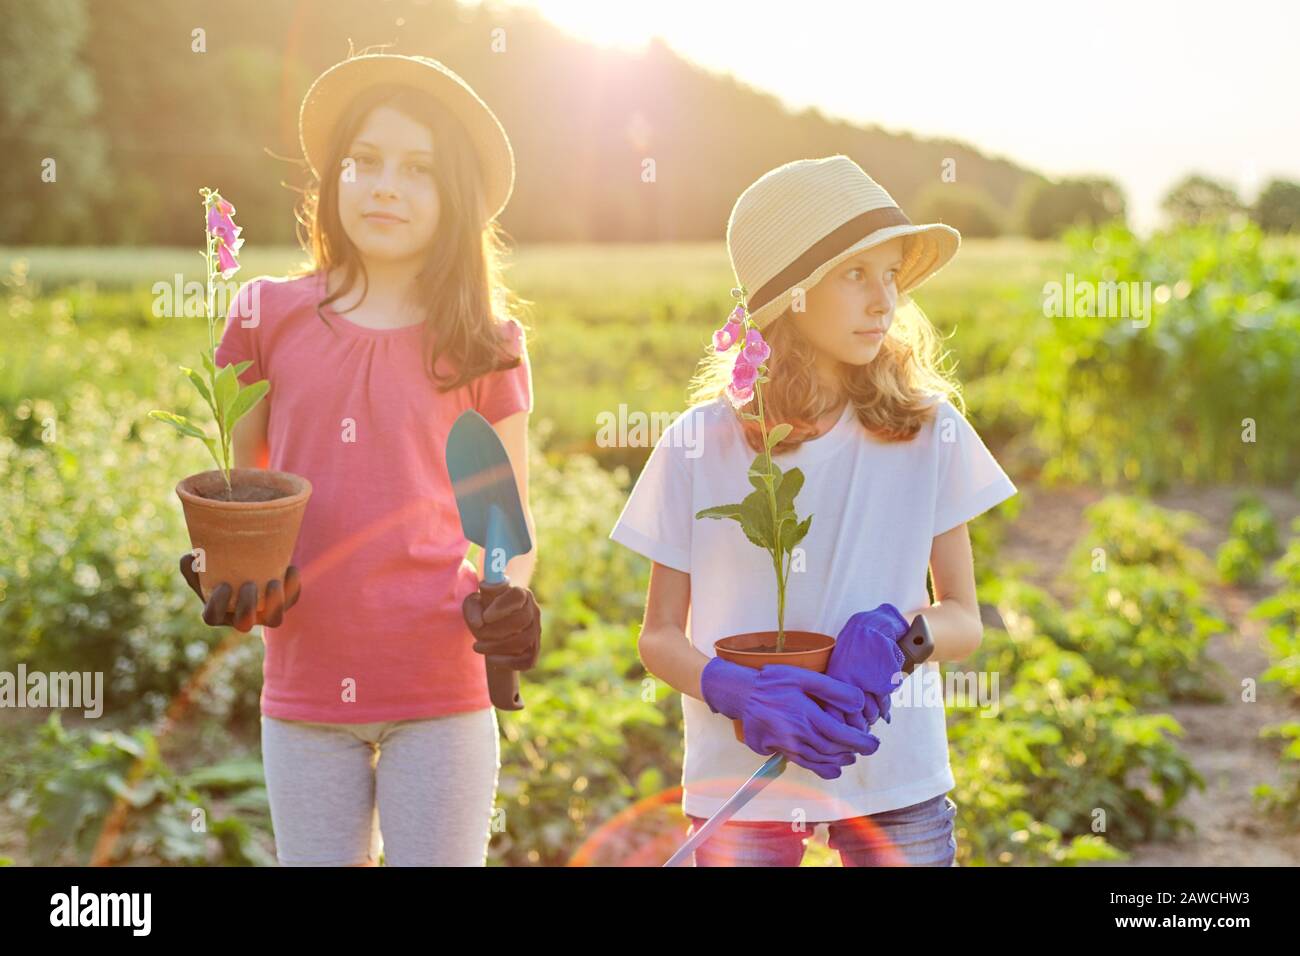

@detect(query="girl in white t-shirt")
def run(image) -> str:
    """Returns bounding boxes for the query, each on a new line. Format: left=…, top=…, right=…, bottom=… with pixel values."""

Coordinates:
left=609, top=156, right=1017, bottom=866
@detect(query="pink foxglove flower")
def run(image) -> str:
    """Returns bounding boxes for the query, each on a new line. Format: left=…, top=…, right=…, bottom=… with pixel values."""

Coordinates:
left=713, top=315, right=744, bottom=352
left=207, top=198, right=240, bottom=247
left=731, top=354, right=759, bottom=391
left=216, top=236, right=240, bottom=279
left=726, top=387, right=752, bottom=408
left=741, top=327, right=770, bottom=366
left=725, top=353, right=759, bottom=407
left=725, top=381, right=754, bottom=408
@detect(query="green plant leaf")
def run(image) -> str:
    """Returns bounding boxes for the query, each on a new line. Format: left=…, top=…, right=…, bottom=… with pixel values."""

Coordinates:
left=183, top=757, right=265, bottom=792
left=774, top=512, right=796, bottom=545
left=737, top=488, right=775, bottom=551
left=786, top=514, right=813, bottom=552
left=225, top=380, right=269, bottom=431
left=233, top=360, right=253, bottom=377
left=748, top=457, right=781, bottom=492
left=213, top=364, right=238, bottom=426
left=179, top=366, right=216, bottom=417
left=766, top=422, right=793, bottom=448
left=148, top=410, right=209, bottom=441
left=696, top=503, right=744, bottom=521
left=202, top=437, right=224, bottom=473
left=776, top=467, right=805, bottom=513
left=104, top=772, right=159, bottom=809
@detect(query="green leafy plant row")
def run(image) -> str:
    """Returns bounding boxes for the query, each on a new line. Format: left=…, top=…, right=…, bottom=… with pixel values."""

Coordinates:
left=1249, top=518, right=1300, bottom=822
left=1217, top=494, right=1283, bottom=586
left=14, top=714, right=272, bottom=866
left=1019, top=221, right=1300, bottom=490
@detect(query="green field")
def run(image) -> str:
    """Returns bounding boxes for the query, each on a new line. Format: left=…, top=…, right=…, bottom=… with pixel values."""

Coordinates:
left=4, top=233, right=1300, bottom=867
left=0, top=239, right=1062, bottom=468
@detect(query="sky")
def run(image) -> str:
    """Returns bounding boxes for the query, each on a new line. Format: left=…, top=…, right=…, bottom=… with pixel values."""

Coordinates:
left=504, top=0, right=1300, bottom=231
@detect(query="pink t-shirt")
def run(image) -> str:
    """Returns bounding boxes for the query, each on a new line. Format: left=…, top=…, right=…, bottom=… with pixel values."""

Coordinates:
left=213, top=271, right=533, bottom=723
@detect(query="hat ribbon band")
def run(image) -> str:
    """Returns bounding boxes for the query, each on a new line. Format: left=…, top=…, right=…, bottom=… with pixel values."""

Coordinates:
left=747, top=205, right=912, bottom=313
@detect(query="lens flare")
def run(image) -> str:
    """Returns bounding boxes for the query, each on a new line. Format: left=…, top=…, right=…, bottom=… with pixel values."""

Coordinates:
left=569, top=772, right=905, bottom=866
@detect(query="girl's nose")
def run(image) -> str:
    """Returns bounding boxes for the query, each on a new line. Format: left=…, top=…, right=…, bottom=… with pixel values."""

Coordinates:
left=866, top=280, right=891, bottom=314
left=372, top=165, right=400, bottom=199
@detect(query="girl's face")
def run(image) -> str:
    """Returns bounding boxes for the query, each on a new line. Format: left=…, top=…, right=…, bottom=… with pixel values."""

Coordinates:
left=337, top=104, right=441, bottom=264
left=795, top=236, right=905, bottom=370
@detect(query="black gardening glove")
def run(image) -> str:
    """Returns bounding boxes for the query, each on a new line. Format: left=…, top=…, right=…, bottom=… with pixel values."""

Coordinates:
left=461, top=583, right=542, bottom=671
left=180, top=552, right=301, bottom=633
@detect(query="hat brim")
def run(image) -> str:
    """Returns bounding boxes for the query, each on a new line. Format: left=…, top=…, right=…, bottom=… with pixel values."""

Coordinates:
left=298, top=54, right=515, bottom=222
left=746, top=222, right=960, bottom=329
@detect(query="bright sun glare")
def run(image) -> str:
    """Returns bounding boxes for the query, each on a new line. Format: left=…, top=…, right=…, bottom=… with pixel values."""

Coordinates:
left=510, top=0, right=665, bottom=50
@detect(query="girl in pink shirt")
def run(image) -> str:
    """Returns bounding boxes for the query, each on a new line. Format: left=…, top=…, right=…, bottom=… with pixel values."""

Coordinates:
left=184, top=54, right=539, bottom=866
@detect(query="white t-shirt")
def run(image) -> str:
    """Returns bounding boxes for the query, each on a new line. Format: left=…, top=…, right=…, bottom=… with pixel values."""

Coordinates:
left=608, top=394, right=1018, bottom=821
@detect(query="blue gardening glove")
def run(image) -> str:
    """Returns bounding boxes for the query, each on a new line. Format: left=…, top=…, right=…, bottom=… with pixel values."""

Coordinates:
left=700, top=657, right=881, bottom=780
left=826, top=604, right=910, bottom=728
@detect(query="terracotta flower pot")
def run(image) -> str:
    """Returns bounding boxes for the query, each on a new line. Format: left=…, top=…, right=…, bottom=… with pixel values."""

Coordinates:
left=176, top=468, right=312, bottom=615
left=713, top=630, right=836, bottom=743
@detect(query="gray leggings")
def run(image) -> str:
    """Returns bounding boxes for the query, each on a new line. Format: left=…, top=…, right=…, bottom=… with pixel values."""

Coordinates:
left=260, top=707, right=500, bottom=866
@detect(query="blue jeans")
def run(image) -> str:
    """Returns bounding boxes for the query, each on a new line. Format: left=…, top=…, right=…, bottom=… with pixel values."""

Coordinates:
left=686, top=792, right=958, bottom=867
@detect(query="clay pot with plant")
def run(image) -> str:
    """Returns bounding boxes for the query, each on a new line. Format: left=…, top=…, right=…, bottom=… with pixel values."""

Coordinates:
left=150, top=188, right=311, bottom=628
left=696, top=287, right=831, bottom=742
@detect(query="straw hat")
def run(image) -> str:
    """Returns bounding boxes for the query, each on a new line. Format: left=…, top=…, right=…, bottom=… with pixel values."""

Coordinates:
left=727, top=155, right=960, bottom=329
left=298, top=53, right=515, bottom=222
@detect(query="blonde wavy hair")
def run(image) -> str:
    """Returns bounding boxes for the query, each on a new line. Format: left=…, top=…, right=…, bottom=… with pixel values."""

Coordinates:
left=689, top=285, right=964, bottom=454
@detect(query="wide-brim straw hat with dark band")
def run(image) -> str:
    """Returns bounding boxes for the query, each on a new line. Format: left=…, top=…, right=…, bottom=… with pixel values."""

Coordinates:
left=298, top=53, right=516, bottom=222
left=727, top=155, right=961, bottom=330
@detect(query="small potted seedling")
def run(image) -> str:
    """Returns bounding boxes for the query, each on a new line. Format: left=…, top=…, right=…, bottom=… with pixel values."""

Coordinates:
left=696, top=287, right=829, bottom=742
left=150, top=188, right=311, bottom=614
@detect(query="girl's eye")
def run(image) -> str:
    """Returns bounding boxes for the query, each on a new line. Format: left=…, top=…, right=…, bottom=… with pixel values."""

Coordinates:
left=354, top=154, right=378, bottom=168
left=407, top=163, right=433, bottom=176
left=847, top=266, right=900, bottom=282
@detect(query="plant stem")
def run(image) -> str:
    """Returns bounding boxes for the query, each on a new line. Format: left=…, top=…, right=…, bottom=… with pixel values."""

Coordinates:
left=202, top=192, right=232, bottom=496
left=748, top=312, right=786, bottom=652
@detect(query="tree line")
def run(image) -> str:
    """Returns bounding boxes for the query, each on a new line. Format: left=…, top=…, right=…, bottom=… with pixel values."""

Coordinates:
left=2, top=0, right=1295, bottom=247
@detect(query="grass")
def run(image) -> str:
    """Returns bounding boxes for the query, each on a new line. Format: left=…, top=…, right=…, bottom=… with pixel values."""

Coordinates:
left=0, top=239, right=1064, bottom=466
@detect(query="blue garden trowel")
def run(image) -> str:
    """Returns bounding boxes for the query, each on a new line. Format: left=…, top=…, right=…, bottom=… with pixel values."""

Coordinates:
left=446, top=409, right=534, bottom=711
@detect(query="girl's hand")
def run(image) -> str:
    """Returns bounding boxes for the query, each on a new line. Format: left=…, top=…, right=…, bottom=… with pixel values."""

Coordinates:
left=179, top=552, right=301, bottom=632
left=701, top=658, right=881, bottom=779
left=462, top=584, right=541, bottom=671
left=826, top=604, right=909, bottom=727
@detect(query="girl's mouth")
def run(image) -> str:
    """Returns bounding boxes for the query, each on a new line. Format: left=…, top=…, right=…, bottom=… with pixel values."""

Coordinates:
left=363, top=212, right=408, bottom=224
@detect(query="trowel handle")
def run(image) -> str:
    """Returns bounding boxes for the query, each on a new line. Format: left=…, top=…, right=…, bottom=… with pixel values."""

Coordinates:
left=899, top=613, right=935, bottom=675
left=488, top=662, right=523, bottom=711
left=479, top=580, right=525, bottom=711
